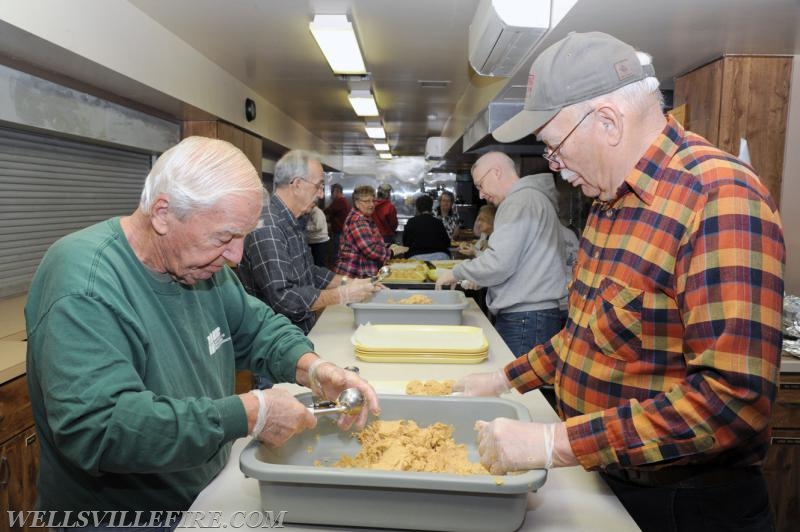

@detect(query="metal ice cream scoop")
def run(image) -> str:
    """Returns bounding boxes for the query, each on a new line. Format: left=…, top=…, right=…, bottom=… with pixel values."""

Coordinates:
left=307, top=387, right=364, bottom=416
left=370, top=265, right=391, bottom=284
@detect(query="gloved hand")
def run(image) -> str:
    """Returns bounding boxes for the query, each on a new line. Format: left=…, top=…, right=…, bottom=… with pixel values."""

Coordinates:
left=308, top=359, right=380, bottom=430
left=434, top=269, right=459, bottom=290
left=458, top=244, right=477, bottom=257
left=389, top=244, right=409, bottom=256
left=460, top=279, right=479, bottom=290
left=453, top=369, right=511, bottom=396
left=338, top=278, right=380, bottom=304
left=248, top=388, right=317, bottom=447
left=475, top=419, right=569, bottom=474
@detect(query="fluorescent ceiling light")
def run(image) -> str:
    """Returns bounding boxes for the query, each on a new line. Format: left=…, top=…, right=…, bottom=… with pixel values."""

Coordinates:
left=309, top=15, right=367, bottom=75
left=365, top=122, right=386, bottom=139
left=373, top=142, right=390, bottom=151
left=348, top=89, right=379, bottom=116
left=379, top=153, right=393, bottom=159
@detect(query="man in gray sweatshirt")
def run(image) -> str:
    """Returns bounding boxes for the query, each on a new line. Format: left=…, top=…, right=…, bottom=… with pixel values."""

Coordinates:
left=436, top=151, right=568, bottom=357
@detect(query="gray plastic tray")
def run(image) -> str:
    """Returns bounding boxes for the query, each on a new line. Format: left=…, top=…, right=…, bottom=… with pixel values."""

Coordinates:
left=239, top=394, right=546, bottom=532
left=349, top=289, right=468, bottom=325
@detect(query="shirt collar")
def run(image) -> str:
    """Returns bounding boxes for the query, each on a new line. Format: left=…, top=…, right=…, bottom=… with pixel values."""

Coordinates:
left=606, top=115, right=685, bottom=208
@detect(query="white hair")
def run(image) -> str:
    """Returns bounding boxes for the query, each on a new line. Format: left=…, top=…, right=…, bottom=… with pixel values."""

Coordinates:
left=139, top=136, right=265, bottom=219
left=273, top=149, right=324, bottom=189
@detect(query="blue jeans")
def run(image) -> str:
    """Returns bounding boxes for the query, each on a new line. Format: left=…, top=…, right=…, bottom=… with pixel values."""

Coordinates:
left=494, top=308, right=563, bottom=358
left=410, top=251, right=450, bottom=261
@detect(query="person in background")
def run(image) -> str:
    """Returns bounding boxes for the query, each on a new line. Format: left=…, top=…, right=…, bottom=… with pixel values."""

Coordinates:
left=458, top=204, right=497, bottom=258
left=306, top=204, right=329, bottom=268
left=436, top=151, right=568, bottom=358
left=372, top=183, right=398, bottom=245
left=557, top=222, right=580, bottom=322
left=459, top=32, right=784, bottom=532
left=335, top=185, right=407, bottom=278
left=237, top=150, right=380, bottom=335
left=24, top=137, right=379, bottom=528
left=324, top=182, right=349, bottom=267
left=434, top=189, right=461, bottom=240
left=402, top=194, right=451, bottom=261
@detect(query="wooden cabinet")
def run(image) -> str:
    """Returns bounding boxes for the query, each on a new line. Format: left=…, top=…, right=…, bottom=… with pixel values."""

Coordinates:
left=182, top=120, right=263, bottom=173
left=0, top=375, right=38, bottom=532
left=762, top=371, right=800, bottom=532
left=673, top=55, right=792, bottom=205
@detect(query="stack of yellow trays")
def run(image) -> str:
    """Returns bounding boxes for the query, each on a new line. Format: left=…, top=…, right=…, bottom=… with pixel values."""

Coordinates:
left=351, top=324, right=488, bottom=364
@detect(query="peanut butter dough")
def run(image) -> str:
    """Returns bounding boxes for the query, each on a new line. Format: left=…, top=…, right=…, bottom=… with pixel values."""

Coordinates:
left=331, top=419, right=487, bottom=475
left=405, top=379, right=455, bottom=396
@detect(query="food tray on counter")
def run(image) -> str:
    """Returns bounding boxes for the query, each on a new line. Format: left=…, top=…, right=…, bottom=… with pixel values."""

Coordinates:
left=351, top=323, right=488, bottom=353
left=354, top=350, right=488, bottom=364
left=350, top=289, right=468, bottom=325
left=239, top=394, right=547, bottom=532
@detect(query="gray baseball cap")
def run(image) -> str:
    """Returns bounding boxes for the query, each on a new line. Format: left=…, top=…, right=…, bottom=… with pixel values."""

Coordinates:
left=492, top=31, right=655, bottom=143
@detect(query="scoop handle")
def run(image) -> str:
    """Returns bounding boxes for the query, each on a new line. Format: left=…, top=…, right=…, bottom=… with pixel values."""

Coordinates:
left=307, top=405, right=346, bottom=415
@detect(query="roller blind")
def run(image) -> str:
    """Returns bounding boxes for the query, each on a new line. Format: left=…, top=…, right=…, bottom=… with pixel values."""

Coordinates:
left=0, top=126, right=151, bottom=298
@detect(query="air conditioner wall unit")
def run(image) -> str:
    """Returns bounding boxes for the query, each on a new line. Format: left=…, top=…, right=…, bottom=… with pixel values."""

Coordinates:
left=425, top=137, right=447, bottom=161
left=469, top=0, right=551, bottom=77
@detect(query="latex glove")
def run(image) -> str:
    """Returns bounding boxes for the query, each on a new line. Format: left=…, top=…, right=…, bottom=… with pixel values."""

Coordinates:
left=458, top=244, right=477, bottom=257
left=475, top=419, right=563, bottom=475
left=453, top=369, right=511, bottom=396
left=251, top=388, right=317, bottom=447
left=308, top=359, right=380, bottom=430
left=338, top=278, right=381, bottom=304
left=389, top=244, right=409, bottom=256
left=460, top=279, right=479, bottom=290
left=434, top=269, right=459, bottom=290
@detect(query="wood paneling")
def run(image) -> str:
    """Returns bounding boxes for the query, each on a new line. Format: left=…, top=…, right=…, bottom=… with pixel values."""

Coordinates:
left=674, top=59, right=723, bottom=145
left=0, top=376, right=37, bottom=532
left=673, top=56, right=791, bottom=205
left=182, top=120, right=263, bottom=173
left=763, top=372, right=800, bottom=532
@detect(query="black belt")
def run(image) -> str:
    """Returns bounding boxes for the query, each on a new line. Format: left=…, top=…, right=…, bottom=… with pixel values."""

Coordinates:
left=600, top=465, right=762, bottom=488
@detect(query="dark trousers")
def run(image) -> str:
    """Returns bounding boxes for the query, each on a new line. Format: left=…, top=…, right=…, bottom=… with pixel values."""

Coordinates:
left=309, top=241, right=328, bottom=267
left=601, top=468, right=774, bottom=532
left=494, top=307, right=563, bottom=358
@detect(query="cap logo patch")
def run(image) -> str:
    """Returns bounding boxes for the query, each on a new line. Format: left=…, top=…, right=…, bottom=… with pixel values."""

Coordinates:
left=614, top=59, right=636, bottom=81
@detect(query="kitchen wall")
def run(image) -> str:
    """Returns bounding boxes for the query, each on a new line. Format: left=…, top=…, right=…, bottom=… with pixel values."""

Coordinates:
left=0, top=64, right=178, bottom=153
left=0, top=1, right=341, bottom=168
left=780, top=55, right=800, bottom=295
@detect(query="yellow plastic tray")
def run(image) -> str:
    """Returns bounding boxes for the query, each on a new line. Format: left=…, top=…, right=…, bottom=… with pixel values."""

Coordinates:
left=354, top=351, right=488, bottom=364
left=351, top=324, right=489, bottom=354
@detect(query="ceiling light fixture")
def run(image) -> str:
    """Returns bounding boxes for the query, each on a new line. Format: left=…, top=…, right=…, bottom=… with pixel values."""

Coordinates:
left=348, top=89, right=379, bottom=116
left=373, top=142, right=390, bottom=151
left=309, top=14, right=367, bottom=75
left=364, top=121, right=386, bottom=139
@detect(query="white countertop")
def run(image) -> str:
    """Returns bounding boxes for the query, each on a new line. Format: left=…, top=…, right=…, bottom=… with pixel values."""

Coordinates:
left=181, top=301, right=640, bottom=531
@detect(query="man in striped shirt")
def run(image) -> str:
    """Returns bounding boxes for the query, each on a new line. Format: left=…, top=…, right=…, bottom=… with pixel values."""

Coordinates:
left=464, top=32, right=784, bottom=531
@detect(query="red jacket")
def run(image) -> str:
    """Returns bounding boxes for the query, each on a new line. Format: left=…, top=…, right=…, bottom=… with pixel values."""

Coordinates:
left=324, top=196, right=350, bottom=233
left=372, top=198, right=398, bottom=237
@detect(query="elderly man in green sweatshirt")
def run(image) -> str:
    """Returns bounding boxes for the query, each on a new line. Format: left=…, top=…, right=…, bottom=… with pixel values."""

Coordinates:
left=25, top=136, right=379, bottom=529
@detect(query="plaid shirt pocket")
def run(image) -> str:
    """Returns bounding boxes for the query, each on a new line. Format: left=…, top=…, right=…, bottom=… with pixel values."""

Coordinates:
left=589, top=277, right=643, bottom=362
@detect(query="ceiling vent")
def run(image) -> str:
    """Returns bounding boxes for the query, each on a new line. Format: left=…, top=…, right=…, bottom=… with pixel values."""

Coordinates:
left=425, top=137, right=448, bottom=160
left=468, top=0, right=551, bottom=77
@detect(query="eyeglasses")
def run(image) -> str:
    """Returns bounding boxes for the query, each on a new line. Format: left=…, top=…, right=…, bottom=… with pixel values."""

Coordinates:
left=356, top=197, right=375, bottom=204
left=542, top=109, right=595, bottom=165
left=297, top=177, right=325, bottom=192
left=474, top=167, right=493, bottom=192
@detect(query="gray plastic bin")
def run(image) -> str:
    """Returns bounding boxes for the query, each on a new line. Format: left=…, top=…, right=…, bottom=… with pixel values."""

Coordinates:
left=239, top=394, right=547, bottom=532
left=349, top=289, right=468, bottom=325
